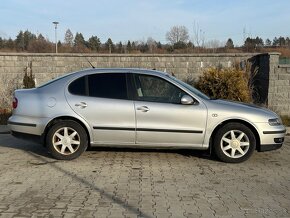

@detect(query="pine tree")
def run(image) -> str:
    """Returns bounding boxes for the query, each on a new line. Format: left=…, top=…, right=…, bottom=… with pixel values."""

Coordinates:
left=225, top=38, right=234, bottom=49
left=88, top=35, right=101, bottom=52
left=74, top=32, right=86, bottom=47
left=105, top=38, right=115, bottom=53
left=127, top=40, right=132, bottom=53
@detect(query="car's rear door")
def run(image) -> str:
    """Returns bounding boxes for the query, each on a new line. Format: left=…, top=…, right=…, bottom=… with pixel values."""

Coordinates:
left=132, top=73, right=207, bottom=147
left=65, top=72, right=135, bottom=145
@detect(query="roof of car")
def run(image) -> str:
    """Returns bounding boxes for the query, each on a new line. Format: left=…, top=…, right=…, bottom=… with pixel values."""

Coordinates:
left=72, top=68, right=170, bottom=77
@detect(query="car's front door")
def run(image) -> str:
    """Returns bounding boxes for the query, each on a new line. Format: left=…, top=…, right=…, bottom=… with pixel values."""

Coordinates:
left=132, top=74, right=207, bottom=147
left=66, top=73, right=135, bottom=145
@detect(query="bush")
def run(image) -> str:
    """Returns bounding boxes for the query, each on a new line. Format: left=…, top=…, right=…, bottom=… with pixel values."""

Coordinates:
left=0, top=109, right=11, bottom=125
left=193, top=66, right=252, bottom=103
left=23, top=61, right=35, bottom=89
left=281, top=115, right=290, bottom=127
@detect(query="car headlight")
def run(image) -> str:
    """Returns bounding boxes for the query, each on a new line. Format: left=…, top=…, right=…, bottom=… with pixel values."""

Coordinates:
left=268, top=118, right=282, bottom=126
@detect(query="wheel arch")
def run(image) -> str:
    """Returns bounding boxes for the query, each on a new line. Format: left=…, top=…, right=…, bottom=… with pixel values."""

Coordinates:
left=209, top=119, right=261, bottom=151
left=43, top=116, right=92, bottom=147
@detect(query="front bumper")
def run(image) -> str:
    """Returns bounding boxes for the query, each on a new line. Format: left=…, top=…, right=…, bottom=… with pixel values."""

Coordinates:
left=258, top=143, right=283, bottom=152
left=256, top=123, right=286, bottom=152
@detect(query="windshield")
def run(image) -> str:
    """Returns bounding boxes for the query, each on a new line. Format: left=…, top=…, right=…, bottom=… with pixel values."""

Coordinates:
left=168, top=75, right=210, bottom=100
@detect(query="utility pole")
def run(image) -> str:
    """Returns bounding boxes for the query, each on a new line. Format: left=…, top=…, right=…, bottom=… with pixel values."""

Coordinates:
left=53, top=21, right=59, bottom=53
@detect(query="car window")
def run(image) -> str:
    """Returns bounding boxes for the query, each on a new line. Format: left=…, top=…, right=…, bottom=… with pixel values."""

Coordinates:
left=134, top=74, right=186, bottom=104
left=68, top=76, right=86, bottom=96
left=88, top=73, right=128, bottom=100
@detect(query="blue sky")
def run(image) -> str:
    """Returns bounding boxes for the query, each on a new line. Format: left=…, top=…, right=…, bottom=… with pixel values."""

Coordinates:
left=0, top=0, right=289, bottom=46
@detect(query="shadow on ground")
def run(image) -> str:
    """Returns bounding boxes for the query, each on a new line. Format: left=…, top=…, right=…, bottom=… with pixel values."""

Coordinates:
left=0, top=133, right=216, bottom=162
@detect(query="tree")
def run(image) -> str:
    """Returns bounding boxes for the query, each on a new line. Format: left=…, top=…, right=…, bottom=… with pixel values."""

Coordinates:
left=272, top=37, right=279, bottom=46
left=193, top=21, right=205, bottom=48
left=5, top=38, right=15, bottom=49
left=225, top=38, right=234, bottom=49
left=27, top=34, right=52, bottom=52
left=88, top=35, right=101, bottom=52
left=265, top=38, right=272, bottom=46
left=156, top=41, right=162, bottom=49
left=131, top=41, right=136, bottom=51
left=286, top=37, right=290, bottom=47
left=74, top=32, right=86, bottom=47
left=64, top=29, right=74, bottom=46
left=278, top=36, right=286, bottom=46
left=173, top=41, right=187, bottom=49
left=15, top=31, right=24, bottom=51
left=187, top=41, right=194, bottom=49
left=166, top=25, right=189, bottom=44
left=23, top=30, right=36, bottom=50
left=117, top=41, right=123, bottom=53
left=0, top=37, right=3, bottom=49
left=126, top=40, right=132, bottom=53
left=140, top=43, right=149, bottom=53
left=105, top=38, right=115, bottom=53
left=15, top=30, right=36, bottom=51
left=244, top=37, right=263, bottom=51
left=147, top=37, right=157, bottom=53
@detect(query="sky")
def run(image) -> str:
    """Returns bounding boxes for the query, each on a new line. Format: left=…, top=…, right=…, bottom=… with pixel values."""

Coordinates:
left=0, top=0, right=289, bottom=46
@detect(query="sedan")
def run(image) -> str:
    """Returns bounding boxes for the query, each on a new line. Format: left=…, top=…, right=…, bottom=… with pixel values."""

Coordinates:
left=8, top=68, right=286, bottom=163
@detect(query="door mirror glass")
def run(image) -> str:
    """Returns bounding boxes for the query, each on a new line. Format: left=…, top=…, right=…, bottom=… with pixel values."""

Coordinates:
left=181, top=95, right=194, bottom=105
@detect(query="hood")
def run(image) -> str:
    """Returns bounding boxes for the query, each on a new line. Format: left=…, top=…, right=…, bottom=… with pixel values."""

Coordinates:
left=206, top=99, right=278, bottom=121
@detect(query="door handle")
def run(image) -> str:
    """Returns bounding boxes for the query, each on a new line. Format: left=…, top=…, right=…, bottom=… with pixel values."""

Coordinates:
left=137, top=106, right=150, bottom=112
left=75, top=102, right=87, bottom=108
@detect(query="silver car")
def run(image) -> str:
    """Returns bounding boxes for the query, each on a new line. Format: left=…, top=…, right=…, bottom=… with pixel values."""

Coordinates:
left=8, top=68, right=286, bottom=163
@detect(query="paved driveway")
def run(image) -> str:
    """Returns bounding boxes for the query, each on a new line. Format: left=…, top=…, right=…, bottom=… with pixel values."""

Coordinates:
left=0, top=134, right=289, bottom=218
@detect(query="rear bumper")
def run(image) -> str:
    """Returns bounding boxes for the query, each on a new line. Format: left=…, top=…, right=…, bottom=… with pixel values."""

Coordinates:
left=8, top=115, right=47, bottom=136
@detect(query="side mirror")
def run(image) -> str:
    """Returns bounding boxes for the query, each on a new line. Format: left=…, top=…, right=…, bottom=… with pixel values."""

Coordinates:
left=181, top=95, right=194, bottom=105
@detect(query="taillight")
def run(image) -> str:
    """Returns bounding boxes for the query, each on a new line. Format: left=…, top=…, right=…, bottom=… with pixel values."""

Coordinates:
left=13, top=97, right=18, bottom=109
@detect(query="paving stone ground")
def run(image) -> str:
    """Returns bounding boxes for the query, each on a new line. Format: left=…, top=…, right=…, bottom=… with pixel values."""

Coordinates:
left=0, top=134, right=289, bottom=218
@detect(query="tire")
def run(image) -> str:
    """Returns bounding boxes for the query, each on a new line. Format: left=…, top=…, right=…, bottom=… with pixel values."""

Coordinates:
left=46, top=120, right=88, bottom=160
left=213, top=123, right=256, bottom=163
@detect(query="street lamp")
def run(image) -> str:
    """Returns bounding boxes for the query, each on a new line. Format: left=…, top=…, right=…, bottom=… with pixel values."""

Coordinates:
left=52, top=21, right=59, bottom=53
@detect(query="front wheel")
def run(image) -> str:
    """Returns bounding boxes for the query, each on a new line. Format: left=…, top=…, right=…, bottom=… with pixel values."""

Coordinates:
left=46, top=120, right=88, bottom=160
left=213, top=123, right=256, bottom=163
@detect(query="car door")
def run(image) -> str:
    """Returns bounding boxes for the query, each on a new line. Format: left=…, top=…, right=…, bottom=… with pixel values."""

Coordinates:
left=132, top=73, right=207, bottom=147
left=65, top=72, right=135, bottom=145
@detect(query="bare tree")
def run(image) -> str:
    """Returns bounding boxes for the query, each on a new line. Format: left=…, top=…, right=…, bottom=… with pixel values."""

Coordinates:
left=193, top=21, right=206, bottom=49
left=166, top=25, right=189, bottom=44
left=147, top=37, right=157, bottom=53
left=205, top=40, right=224, bottom=53
left=64, top=29, right=74, bottom=47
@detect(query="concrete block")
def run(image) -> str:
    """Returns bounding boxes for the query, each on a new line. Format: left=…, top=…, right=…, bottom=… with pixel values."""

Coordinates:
left=275, top=80, right=289, bottom=86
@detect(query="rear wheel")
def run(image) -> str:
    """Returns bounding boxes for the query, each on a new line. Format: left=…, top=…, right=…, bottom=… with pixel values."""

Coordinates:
left=46, top=120, right=88, bottom=160
left=213, top=123, right=256, bottom=163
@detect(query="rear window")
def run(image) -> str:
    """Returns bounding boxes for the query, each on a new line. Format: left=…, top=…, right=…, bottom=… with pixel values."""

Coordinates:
left=68, top=76, right=86, bottom=96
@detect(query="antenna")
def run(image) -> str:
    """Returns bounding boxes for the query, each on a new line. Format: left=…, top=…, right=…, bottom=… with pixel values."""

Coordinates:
left=84, top=56, right=95, bottom=68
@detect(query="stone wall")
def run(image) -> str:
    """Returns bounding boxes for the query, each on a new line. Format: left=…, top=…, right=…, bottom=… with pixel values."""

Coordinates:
left=268, top=54, right=290, bottom=116
left=0, top=53, right=255, bottom=85
left=0, top=52, right=289, bottom=116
